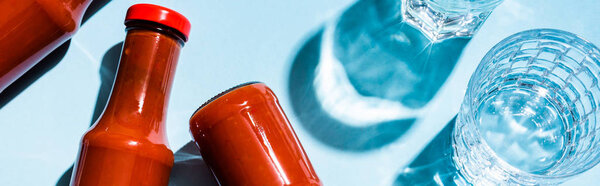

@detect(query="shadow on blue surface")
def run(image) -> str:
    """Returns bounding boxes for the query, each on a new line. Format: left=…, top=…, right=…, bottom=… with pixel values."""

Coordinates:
left=0, top=41, right=70, bottom=109
left=288, top=0, right=469, bottom=152
left=168, top=141, right=219, bottom=186
left=89, top=42, right=122, bottom=125
left=288, top=29, right=415, bottom=151
left=331, top=0, right=470, bottom=108
left=394, top=117, right=465, bottom=186
left=55, top=41, right=122, bottom=186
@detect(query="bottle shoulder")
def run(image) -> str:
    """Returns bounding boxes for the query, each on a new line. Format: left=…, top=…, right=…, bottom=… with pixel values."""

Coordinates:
left=85, top=117, right=168, bottom=142
left=81, top=127, right=173, bottom=163
left=35, top=0, right=91, bottom=33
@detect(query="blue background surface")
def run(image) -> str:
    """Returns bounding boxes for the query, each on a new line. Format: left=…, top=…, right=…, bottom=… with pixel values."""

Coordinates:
left=0, top=0, right=599, bottom=185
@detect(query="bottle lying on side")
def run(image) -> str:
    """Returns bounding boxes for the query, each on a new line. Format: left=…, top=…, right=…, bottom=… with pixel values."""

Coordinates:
left=190, top=82, right=322, bottom=186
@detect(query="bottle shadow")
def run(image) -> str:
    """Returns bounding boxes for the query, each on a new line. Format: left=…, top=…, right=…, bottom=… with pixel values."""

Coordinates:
left=288, top=0, right=470, bottom=152
left=55, top=41, right=122, bottom=186
left=393, top=117, right=465, bottom=186
left=168, top=141, right=219, bottom=186
left=0, top=41, right=70, bottom=109
left=0, top=0, right=111, bottom=109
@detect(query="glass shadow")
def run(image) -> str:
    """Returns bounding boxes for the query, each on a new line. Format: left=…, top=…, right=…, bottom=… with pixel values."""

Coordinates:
left=393, top=116, right=467, bottom=186
left=288, top=0, right=470, bottom=152
left=289, top=29, right=415, bottom=151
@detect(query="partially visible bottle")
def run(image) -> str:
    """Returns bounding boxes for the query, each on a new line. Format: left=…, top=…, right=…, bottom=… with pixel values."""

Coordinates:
left=189, top=82, right=322, bottom=186
left=0, top=0, right=92, bottom=92
left=70, top=4, right=191, bottom=185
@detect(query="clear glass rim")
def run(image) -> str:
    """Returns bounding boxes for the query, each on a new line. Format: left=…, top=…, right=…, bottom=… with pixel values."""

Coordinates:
left=481, top=28, right=600, bottom=69
left=471, top=28, right=600, bottom=104
left=427, top=0, right=504, bottom=14
left=463, top=28, right=600, bottom=181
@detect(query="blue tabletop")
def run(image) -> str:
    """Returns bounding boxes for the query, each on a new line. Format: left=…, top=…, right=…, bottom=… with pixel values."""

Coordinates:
left=0, top=0, right=599, bottom=185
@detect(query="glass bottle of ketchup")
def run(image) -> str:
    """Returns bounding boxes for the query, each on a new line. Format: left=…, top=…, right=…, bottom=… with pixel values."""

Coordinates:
left=189, top=82, right=322, bottom=185
left=0, top=0, right=92, bottom=92
left=70, top=4, right=190, bottom=185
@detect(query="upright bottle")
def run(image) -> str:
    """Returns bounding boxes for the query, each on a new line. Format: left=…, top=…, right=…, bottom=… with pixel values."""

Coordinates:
left=70, top=4, right=191, bottom=185
left=0, top=0, right=92, bottom=92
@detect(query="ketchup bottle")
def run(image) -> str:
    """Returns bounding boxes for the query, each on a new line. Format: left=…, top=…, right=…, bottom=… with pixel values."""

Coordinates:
left=70, top=4, right=191, bottom=185
left=189, top=82, right=322, bottom=186
left=0, top=0, right=92, bottom=92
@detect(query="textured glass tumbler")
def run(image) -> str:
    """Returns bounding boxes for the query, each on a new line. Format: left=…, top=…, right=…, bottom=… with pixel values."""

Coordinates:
left=453, top=29, right=600, bottom=185
left=403, top=0, right=503, bottom=40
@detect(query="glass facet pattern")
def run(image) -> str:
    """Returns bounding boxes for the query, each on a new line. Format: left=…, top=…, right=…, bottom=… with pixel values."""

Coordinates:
left=453, top=29, right=600, bottom=185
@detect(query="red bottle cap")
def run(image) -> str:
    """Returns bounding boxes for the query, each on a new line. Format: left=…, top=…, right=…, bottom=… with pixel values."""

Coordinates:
left=125, top=4, right=191, bottom=41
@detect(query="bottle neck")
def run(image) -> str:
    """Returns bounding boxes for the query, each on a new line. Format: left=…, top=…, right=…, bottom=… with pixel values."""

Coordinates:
left=102, top=27, right=182, bottom=132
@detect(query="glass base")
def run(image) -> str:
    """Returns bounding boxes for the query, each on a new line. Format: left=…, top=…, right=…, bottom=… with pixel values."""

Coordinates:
left=402, top=0, right=495, bottom=41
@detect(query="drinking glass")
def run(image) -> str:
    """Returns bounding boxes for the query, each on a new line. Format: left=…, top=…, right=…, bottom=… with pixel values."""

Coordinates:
left=453, top=29, right=600, bottom=185
left=403, top=0, right=504, bottom=40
